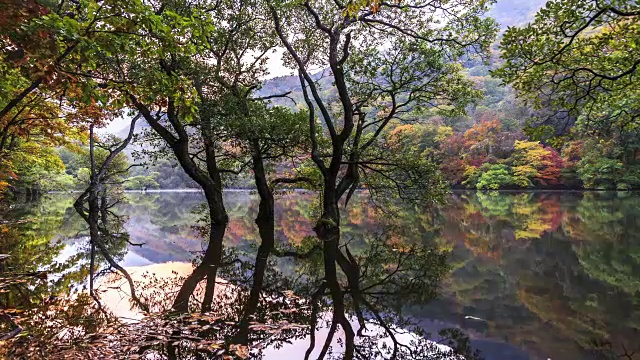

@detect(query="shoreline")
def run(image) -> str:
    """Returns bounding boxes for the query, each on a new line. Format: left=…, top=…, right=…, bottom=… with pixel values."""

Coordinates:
left=44, top=188, right=640, bottom=194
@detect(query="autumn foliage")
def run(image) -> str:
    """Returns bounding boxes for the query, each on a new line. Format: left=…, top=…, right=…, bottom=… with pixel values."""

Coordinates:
left=383, top=119, right=605, bottom=189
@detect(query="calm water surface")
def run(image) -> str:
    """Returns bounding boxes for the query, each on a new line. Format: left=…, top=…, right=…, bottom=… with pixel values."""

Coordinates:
left=1, top=191, right=639, bottom=359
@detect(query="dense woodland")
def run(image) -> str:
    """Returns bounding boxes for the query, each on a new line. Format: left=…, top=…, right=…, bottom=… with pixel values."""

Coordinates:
left=1, top=0, right=639, bottom=358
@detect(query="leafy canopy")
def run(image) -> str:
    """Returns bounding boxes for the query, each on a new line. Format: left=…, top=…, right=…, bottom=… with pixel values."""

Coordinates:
left=494, top=0, right=640, bottom=136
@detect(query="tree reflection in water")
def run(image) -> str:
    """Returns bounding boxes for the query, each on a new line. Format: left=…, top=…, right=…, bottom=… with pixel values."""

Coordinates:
left=2, top=191, right=640, bottom=359
left=1, top=191, right=478, bottom=359
left=115, top=226, right=470, bottom=360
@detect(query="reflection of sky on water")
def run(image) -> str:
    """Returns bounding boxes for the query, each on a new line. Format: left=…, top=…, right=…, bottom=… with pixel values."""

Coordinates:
left=260, top=313, right=455, bottom=360
left=52, top=241, right=84, bottom=266
left=100, top=261, right=196, bottom=321
left=121, top=251, right=154, bottom=267
left=100, top=260, right=456, bottom=360
left=48, top=241, right=88, bottom=286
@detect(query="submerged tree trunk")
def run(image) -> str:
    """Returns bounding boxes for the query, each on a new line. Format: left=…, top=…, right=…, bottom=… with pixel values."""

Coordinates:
left=130, top=96, right=229, bottom=314
left=168, top=142, right=228, bottom=313
left=172, top=200, right=227, bottom=313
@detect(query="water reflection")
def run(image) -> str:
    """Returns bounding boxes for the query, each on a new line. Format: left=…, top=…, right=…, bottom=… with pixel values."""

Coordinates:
left=1, top=191, right=639, bottom=359
left=429, top=192, right=640, bottom=360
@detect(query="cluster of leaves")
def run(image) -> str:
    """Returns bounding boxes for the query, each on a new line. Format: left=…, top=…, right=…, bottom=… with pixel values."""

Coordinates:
left=0, top=0, right=136, bottom=195
left=489, top=0, right=640, bottom=192
left=494, top=0, right=640, bottom=137
left=460, top=138, right=564, bottom=190
left=569, top=138, right=640, bottom=190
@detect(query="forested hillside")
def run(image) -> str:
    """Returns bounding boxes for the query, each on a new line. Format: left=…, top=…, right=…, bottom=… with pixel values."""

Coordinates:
left=4, top=0, right=633, bottom=193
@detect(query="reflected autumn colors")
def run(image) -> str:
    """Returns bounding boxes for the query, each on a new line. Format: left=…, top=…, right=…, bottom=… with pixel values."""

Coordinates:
left=1, top=191, right=640, bottom=359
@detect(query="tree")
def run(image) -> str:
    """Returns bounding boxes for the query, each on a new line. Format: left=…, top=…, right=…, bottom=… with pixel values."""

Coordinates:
left=474, top=163, right=514, bottom=190
left=73, top=115, right=149, bottom=312
left=494, top=0, right=640, bottom=137
left=386, top=123, right=453, bottom=156
left=269, top=0, right=497, bottom=355
left=80, top=0, right=300, bottom=313
left=10, top=142, right=66, bottom=196
left=461, top=119, right=522, bottom=166
left=538, top=146, right=564, bottom=185
left=436, top=133, right=468, bottom=185
left=123, top=174, right=159, bottom=190
left=64, top=0, right=227, bottom=313
left=205, top=99, right=309, bottom=343
left=573, top=138, right=640, bottom=190
left=463, top=119, right=503, bottom=164
left=510, top=140, right=563, bottom=187
left=0, top=0, right=187, bottom=195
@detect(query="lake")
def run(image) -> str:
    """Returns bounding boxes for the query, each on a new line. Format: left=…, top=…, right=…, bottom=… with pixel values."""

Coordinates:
left=1, top=191, right=639, bottom=359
